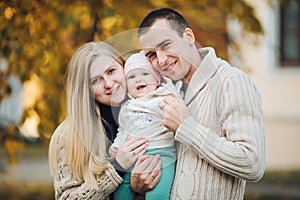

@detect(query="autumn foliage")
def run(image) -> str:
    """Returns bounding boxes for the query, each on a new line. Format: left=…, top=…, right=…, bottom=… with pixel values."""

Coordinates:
left=0, top=0, right=265, bottom=162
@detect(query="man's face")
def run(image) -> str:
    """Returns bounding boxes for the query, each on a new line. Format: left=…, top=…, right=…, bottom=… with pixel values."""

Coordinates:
left=139, top=19, right=195, bottom=82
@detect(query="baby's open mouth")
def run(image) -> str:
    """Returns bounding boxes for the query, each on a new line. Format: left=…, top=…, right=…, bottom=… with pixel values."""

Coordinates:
left=137, top=85, right=146, bottom=90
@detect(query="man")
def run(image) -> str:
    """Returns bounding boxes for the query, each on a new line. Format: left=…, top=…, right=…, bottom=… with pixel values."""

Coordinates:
left=131, top=8, right=265, bottom=199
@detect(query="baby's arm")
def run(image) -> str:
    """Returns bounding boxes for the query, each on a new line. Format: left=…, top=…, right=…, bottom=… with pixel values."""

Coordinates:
left=109, top=146, right=119, bottom=158
left=109, top=128, right=127, bottom=158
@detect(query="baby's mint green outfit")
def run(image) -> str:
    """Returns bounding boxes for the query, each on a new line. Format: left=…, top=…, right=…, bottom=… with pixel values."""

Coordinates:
left=114, top=146, right=176, bottom=200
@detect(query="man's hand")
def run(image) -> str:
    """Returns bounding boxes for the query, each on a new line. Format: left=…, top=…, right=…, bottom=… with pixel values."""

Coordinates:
left=130, top=154, right=162, bottom=194
left=159, top=95, right=190, bottom=132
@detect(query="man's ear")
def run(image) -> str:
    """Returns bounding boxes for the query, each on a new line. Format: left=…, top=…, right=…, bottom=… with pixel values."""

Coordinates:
left=183, top=28, right=195, bottom=46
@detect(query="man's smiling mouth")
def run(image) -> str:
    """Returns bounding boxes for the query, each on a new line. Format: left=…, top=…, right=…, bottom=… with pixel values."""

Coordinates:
left=163, top=60, right=176, bottom=72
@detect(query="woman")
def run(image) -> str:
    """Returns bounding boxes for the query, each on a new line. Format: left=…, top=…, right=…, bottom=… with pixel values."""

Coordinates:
left=48, top=41, right=161, bottom=200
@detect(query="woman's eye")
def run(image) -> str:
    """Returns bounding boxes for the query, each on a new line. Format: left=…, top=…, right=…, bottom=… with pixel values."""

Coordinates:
left=91, top=77, right=101, bottom=85
left=108, top=68, right=116, bottom=74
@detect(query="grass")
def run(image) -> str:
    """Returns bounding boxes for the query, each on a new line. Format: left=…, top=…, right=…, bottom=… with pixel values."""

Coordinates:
left=0, top=182, right=53, bottom=200
left=0, top=171, right=299, bottom=199
left=245, top=170, right=300, bottom=200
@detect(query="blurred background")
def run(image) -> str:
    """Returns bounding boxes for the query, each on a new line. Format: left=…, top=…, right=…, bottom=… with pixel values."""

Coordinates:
left=0, top=0, right=299, bottom=199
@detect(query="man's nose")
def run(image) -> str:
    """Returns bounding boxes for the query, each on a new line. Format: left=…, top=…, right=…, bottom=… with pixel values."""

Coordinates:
left=156, top=50, right=167, bottom=65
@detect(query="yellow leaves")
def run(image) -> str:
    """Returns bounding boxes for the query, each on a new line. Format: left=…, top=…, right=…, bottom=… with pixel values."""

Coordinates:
left=4, top=6, right=16, bottom=20
left=6, top=123, right=15, bottom=135
left=4, top=138, right=25, bottom=164
left=101, top=16, right=118, bottom=29
left=3, top=123, right=25, bottom=164
left=24, top=43, right=39, bottom=59
left=43, top=51, right=50, bottom=66
left=80, top=12, right=93, bottom=30
left=150, top=0, right=169, bottom=7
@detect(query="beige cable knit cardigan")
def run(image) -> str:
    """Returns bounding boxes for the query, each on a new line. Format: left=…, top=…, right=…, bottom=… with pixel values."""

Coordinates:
left=50, top=119, right=122, bottom=200
left=170, top=47, right=265, bottom=199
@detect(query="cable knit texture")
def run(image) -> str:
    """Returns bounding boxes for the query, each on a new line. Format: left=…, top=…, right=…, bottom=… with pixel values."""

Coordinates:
left=50, top=119, right=123, bottom=200
left=171, top=47, right=265, bottom=200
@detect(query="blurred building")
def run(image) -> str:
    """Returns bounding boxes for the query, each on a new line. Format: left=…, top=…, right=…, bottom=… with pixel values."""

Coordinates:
left=228, top=0, right=300, bottom=171
left=0, top=57, right=39, bottom=138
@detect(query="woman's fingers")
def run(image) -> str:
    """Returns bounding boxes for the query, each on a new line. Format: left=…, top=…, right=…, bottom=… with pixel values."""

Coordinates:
left=132, top=143, right=148, bottom=155
left=124, top=137, right=148, bottom=152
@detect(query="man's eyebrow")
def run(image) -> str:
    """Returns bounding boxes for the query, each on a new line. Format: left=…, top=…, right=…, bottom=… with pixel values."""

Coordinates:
left=144, top=39, right=171, bottom=57
left=156, top=39, right=171, bottom=48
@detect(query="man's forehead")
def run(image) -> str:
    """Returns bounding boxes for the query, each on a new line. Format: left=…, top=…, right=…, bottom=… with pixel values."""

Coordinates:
left=139, top=27, right=177, bottom=49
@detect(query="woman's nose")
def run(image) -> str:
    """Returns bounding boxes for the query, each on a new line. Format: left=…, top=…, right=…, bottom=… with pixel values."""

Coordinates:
left=103, top=77, right=113, bottom=88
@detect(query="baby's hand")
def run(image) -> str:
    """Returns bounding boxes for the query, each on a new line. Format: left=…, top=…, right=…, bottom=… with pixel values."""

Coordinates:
left=109, top=146, right=119, bottom=158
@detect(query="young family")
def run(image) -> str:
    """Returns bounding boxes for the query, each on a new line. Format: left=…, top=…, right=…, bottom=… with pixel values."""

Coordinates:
left=49, top=8, right=265, bottom=200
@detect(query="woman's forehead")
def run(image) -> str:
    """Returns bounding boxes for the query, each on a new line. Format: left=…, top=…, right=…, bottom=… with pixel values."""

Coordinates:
left=90, top=55, right=116, bottom=76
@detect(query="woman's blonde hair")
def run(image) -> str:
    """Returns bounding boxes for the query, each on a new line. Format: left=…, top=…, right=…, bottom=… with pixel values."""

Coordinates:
left=49, top=41, right=125, bottom=188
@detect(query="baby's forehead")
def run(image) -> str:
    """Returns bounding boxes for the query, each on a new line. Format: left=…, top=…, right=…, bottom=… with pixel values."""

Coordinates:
left=127, top=68, right=152, bottom=74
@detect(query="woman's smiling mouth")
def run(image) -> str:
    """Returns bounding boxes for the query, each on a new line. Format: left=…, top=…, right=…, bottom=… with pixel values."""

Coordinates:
left=106, top=86, right=119, bottom=95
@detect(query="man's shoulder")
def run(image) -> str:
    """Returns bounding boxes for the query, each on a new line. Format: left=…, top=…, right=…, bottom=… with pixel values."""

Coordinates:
left=218, top=63, right=250, bottom=81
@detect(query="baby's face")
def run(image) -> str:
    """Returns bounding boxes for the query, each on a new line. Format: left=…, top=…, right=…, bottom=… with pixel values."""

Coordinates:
left=126, top=68, right=159, bottom=99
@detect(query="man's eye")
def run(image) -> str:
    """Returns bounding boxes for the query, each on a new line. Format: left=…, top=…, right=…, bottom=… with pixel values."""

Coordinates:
left=161, top=43, right=170, bottom=50
left=148, top=52, right=156, bottom=59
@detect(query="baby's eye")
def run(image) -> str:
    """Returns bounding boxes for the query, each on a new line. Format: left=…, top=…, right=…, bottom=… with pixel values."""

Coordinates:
left=143, top=72, right=150, bottom=76
left=128, top=75, right=135, bottom=79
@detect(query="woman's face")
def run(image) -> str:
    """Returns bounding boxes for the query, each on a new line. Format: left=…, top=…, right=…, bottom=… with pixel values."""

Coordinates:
left=89, top=55, right=127, bottom=106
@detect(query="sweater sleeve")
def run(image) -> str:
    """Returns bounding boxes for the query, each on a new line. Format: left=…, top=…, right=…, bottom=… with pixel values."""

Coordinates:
left=52, top=132, right=122, bottom=200
left=175, top=72, right=265, bottom=182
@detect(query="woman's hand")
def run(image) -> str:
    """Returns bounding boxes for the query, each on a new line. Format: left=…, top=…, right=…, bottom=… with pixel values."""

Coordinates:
left=116, top=137, right=148, bottom=171
left=130, top=154, right=162, bottom=194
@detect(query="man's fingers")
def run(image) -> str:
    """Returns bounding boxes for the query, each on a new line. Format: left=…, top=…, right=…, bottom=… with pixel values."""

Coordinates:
left=133, top=155, right=151, bottom=172
left=149, top=170, right=161, bottom=189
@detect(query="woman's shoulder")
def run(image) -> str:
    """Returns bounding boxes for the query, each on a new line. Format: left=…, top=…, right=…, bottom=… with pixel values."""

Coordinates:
left=50, top=118, right=70, bottom=145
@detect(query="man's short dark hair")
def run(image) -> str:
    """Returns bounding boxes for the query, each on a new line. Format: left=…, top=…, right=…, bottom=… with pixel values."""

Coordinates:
left=138, top=8, right=191, bottom=38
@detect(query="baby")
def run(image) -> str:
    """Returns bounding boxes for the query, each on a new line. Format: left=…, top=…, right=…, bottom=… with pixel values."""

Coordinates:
left=110, top=51, right=181, bottom=200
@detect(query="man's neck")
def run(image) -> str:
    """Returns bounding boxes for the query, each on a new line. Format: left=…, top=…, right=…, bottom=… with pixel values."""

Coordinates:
left=184, top=48, right=203, bottom=84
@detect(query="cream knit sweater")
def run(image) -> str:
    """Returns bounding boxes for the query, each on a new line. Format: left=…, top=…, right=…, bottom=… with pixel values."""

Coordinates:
left=112, top=78, right=180, bottom=150
left=170, top=47, right=265, bottom=199
left=50, top=119, right=123, bottom=200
